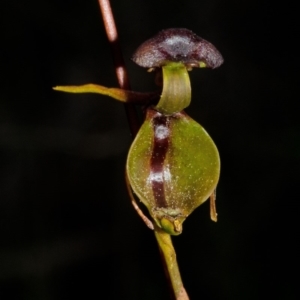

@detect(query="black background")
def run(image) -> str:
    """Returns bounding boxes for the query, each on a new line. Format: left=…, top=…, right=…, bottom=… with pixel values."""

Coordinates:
left=1, top=0, right=299, bottom=299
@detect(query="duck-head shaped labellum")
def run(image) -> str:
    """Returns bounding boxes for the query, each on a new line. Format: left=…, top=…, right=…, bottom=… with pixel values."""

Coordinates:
left=132, top=28, right=224, bottom=70
left=132, top=28, right=223, bottom=115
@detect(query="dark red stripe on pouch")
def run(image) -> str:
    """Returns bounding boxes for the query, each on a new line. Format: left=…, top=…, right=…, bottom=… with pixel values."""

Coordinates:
left=150, top=113, right=170, bottom=208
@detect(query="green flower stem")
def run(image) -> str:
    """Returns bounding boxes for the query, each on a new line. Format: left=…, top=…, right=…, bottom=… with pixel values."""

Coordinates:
left=154, top=227, right=189, bottom=300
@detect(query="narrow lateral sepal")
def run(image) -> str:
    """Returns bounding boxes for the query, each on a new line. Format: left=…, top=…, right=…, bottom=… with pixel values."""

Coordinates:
left=53, top=84, right=158, bottom=104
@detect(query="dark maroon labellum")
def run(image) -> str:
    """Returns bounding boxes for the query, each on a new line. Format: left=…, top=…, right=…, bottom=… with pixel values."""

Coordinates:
left=132, top=28, right=224, bottom=69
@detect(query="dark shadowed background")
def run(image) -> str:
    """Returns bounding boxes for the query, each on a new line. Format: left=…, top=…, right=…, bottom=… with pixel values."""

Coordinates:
left=1, top=0, right=299, bottom=299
